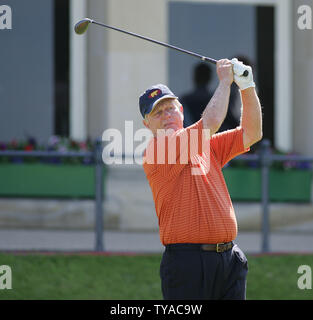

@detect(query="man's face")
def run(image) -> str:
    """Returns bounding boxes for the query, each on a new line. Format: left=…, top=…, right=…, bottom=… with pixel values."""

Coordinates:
left=143, top=98, right=184, bottom=136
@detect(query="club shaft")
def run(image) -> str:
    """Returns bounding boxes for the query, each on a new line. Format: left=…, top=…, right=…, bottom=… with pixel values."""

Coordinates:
left=91, top=20, right=217, bottom=65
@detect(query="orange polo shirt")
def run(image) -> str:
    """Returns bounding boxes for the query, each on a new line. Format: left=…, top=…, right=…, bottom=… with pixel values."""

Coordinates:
left=143, top=119, right=250, bottom=245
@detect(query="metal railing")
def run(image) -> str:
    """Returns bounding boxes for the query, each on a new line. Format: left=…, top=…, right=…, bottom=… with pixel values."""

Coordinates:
left=0, top=140, right=105, bottom=252
left=0, top=139, right=312, bottom=253
left=236, top=139, right=313, bottom=252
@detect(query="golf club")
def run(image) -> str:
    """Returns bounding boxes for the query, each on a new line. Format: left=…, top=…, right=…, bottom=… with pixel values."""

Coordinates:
left=74, top=18, right=248, bottom=77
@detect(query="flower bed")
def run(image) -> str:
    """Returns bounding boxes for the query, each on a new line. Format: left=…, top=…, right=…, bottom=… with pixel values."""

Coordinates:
left=0, top=136, right=95, bottom=165
left=0, top=137, right=312, bottom=201
left=223, top=148, right=313, bottom=202
left=0, top=136, right=105, bottom=198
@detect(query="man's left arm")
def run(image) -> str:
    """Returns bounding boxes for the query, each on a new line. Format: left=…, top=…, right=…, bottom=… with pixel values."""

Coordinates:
left=240, top=87, right=263, bottom=149
left=232, top=59, right=263, bottom=148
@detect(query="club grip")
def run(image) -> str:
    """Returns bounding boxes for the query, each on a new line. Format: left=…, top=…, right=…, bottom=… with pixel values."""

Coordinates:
left=243, top=70, right=249, bottom=77
left=204, top=57, right=249, bottom=77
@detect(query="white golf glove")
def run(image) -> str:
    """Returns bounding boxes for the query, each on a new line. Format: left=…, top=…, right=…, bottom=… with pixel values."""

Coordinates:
left=231, top=58, right=255, bottom=91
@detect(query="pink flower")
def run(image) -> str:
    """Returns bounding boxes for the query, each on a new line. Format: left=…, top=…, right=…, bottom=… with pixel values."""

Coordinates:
left=79, top=142, right=87, bottom=150
left=10, top=139, right=18, bottom=149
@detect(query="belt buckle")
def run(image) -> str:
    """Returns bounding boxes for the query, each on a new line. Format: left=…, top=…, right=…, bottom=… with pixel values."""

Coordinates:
left=216, top=243, right=224, bottom=253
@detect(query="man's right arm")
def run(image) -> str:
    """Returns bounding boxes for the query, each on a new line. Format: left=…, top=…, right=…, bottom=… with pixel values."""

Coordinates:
left=202, top=59, right=233, bottom=136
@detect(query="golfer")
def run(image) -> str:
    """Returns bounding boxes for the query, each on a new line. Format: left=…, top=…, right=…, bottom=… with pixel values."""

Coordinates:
left=139, top=59, right=262, bottom=300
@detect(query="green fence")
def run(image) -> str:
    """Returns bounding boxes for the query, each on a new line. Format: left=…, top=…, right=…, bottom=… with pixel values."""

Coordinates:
left=223, top=167, right=312, bottom=202
left=0, top=163, right=105, bottom=198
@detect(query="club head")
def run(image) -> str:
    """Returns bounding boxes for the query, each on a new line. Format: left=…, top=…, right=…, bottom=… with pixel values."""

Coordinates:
left=74, top=18, right=93, bottom=35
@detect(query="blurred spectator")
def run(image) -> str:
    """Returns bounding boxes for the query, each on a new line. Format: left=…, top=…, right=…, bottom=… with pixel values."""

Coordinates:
left=180, top=62, right=213, bottom=127
left=180, top=56, right=254, bottom=132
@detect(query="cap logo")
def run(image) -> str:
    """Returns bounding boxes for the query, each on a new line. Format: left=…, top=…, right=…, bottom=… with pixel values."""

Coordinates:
left=149, top=89, right=161, bottom=98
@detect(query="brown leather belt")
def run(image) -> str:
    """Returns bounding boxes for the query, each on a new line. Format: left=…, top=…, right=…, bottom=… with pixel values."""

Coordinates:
left=165, top=241, right=234, bottom=253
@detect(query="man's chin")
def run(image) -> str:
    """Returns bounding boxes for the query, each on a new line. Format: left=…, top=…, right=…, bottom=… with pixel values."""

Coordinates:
left=156, top=126, right=177, bottom=137
left=163, top=124, right=178, bottom=131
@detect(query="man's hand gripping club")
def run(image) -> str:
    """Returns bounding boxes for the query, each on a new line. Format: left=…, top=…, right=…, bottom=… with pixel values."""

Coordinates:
left=231, top=58, right=255, bottom=91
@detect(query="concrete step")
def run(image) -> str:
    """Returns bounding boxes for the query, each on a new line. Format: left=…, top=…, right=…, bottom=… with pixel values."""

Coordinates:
left=0, top=198, right=312, bottom=232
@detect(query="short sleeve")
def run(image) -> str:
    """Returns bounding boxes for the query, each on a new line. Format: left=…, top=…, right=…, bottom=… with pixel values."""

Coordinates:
left=210, top=126, right=250, bottom=167
left=142, top=119, right=209, bottom=179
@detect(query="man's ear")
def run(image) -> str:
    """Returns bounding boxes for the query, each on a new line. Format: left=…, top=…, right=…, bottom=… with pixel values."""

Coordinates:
left=179, top=105, right=184, bottom=120
left=143, top=119, right=149, bottom=129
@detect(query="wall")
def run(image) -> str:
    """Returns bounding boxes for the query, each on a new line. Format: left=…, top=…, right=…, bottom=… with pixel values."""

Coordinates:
left=83, top=0, right=168, bottom=146
left=0, top=0, right=54, bottom=143
left=168, top=2, right=256, bottom=97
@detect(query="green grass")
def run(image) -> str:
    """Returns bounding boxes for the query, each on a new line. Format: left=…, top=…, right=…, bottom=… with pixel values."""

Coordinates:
left=0, top=253, right=312, bottom=300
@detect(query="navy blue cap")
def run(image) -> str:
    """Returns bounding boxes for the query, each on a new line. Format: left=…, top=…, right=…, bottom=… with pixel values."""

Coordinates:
left=139, top=84, right=178, bottom=118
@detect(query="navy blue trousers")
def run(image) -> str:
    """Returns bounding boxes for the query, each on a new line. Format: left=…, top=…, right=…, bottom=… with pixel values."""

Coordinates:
left=160, top=243, right=248, bottom=300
